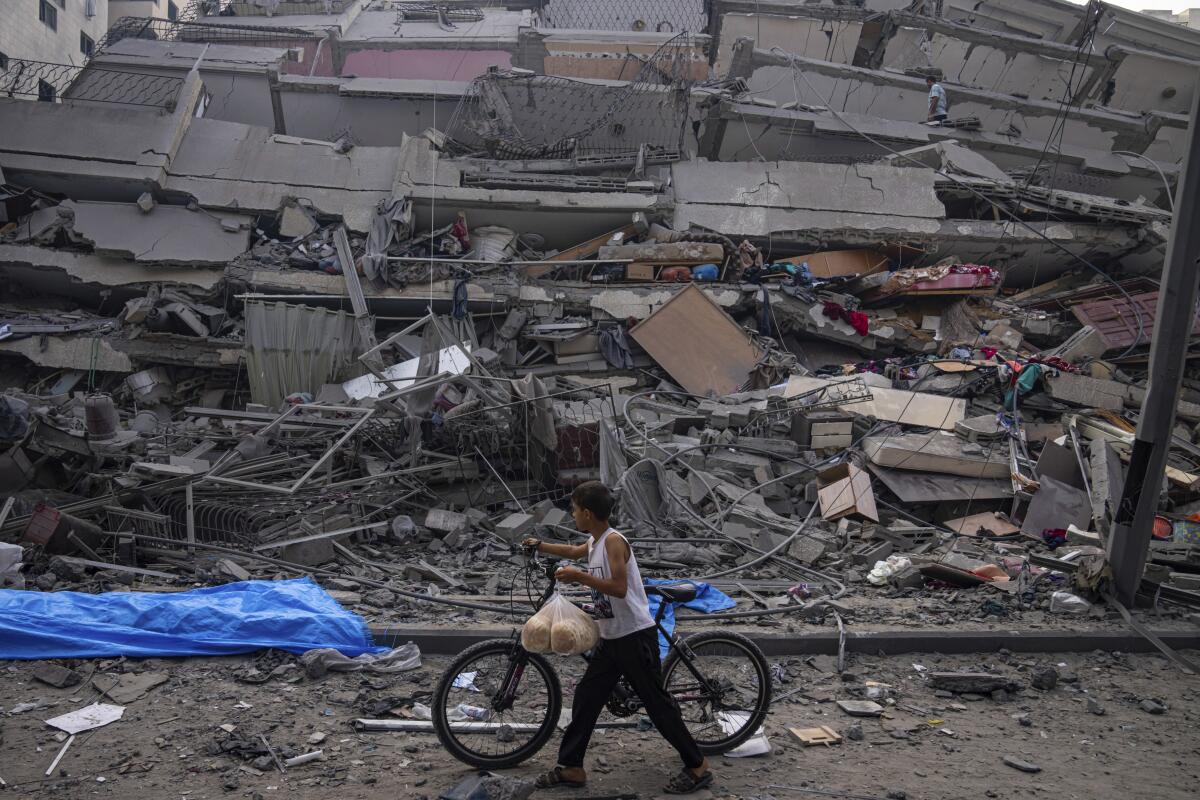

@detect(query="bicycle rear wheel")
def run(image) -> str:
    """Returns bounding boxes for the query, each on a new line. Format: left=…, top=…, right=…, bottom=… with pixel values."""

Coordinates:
left=661, top=631, right=771, bottom=754
left=432, top=638, right=562, bottom=769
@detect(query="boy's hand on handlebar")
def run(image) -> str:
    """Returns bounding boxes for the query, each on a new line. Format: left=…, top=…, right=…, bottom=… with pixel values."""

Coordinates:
left=555, top=566, right=585, bottom=585
left=521, top=537, right=540, bottom=552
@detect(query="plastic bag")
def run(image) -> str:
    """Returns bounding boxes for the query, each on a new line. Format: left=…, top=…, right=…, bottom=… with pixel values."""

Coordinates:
left=1049, top=591, right=1091, bottom=615
left=521, top=593, right=599, bottom=656
left=867, top=555, right=912, bottom=586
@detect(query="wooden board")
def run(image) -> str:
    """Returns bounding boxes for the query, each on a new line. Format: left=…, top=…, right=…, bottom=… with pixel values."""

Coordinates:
left=629, top=284, right=762, bottom=396
left=789, top=726, right=842, bottom=746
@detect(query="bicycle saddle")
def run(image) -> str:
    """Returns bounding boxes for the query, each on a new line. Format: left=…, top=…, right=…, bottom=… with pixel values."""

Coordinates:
left=646, top=582, right=698, bottom=603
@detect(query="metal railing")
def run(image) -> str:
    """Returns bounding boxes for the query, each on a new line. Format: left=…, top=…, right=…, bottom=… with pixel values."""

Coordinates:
left=220, top=0, right=354, bottom=16
left=0, top=58, right=184, bottom=109
left=95, top=15, right=321, bottom=60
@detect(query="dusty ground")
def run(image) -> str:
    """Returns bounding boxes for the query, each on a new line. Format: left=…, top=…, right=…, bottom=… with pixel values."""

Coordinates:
left=2, top=644, right=1198, bottom=800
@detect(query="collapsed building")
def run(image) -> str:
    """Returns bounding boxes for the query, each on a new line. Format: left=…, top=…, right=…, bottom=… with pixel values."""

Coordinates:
left=2, top=0, right=1200, bottom=690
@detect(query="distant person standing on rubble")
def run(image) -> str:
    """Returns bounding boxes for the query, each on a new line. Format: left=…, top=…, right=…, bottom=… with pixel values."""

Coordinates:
left=926, top=75, right=948, bottom=123
left=523, top=481, right=713, bottom=794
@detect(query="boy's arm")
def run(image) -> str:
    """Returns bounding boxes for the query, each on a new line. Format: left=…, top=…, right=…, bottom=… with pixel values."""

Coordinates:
left=557, top=535, right=630, bottom=599
left=525, top=538, right=588, bottom=560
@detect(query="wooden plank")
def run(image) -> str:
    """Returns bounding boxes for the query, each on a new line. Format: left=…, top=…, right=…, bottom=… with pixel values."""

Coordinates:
left=788, top=726, right=842, bottom=746
left=629, top=285, right=762, bottom=396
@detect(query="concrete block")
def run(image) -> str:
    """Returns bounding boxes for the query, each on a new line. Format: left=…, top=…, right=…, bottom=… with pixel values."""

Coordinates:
left=528, top=499, right=556, bottom=521
left=32, top=662, right=82, bottom=689
left=1171, top=573, right=1200, bottom=591
left=426, top=508, right=469, bottom=534
left=851, top=540, right=893, bottom=566
left=539, top=508, right=570, bottom=529
left=1045, top=325, right=1108, bottom=363
left=496, top=513, right=536, bottom=543
left=727, top=404, right=752, bottom=427
left=1044, top=372, right=1125, bottom=411
left=278, top=538, right=335, bottom=566
left=789, top=535, right=830, bottom=566
left=811, top=433, right=853, bottom=449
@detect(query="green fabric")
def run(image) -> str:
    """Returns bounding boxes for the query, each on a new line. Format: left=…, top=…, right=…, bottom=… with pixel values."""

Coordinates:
left=1004, top=363, right=1043, bottom=411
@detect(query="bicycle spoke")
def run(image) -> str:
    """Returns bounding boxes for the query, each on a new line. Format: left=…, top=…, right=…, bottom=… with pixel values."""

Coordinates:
left=438, top=649, right=555, bottom=763
left=664, top=636, right=770, bottom=750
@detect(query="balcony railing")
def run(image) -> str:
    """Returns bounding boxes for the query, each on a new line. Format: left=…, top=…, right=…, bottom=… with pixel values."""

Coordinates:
left=0, top=58, right=184, bottom=109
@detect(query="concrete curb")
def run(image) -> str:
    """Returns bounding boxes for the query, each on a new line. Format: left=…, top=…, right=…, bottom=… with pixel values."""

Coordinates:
left=369, top=626, right=1200, bottom=656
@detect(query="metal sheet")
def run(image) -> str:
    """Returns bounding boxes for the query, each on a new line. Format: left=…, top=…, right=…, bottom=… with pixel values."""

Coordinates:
left=629, top=284, right=762, bottom=396
left=244, top=301, right=360, bottom=406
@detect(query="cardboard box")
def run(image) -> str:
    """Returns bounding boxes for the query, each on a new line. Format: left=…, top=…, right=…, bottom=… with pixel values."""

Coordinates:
left=625, top=263, right=656, bottom=281
left=816, top=463, right=878, bottom=522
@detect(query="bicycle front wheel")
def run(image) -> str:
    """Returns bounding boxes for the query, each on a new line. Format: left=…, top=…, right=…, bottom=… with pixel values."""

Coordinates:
left=432, top=638, right=562, bottom=769
left=661, top=630, right=772, bottom=754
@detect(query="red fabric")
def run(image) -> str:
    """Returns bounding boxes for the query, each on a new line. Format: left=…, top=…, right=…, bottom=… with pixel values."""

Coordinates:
left=847, top=310, right=869, bottom=336
left=451, top=214, right=470, bottom=250
left=1028, top=355, right=1080, bottom=374
left=822, top=301, right=869, bottom=336
left=980, top=346, right=998, bottom=359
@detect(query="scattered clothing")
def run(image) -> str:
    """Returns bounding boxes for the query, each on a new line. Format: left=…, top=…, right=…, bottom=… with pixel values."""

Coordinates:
left=822, top=301, right=870, bottom=336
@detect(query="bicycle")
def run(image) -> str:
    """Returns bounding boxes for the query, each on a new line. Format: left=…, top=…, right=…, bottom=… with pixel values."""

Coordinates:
left=431, top=545, right=772, bottom=769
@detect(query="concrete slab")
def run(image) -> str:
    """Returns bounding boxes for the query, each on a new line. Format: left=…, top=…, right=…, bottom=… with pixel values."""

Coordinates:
left=63, top=201, right=253, bottom=265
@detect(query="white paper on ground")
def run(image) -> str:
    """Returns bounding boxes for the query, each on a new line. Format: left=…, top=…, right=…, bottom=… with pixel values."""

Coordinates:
left=719, top=711, right=771, bottom=757
left=45, top=703, right=125, bottom=734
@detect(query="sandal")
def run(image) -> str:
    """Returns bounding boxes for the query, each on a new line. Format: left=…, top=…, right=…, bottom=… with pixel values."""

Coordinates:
left=534, top=766, right=586, bottom=789
left=663, top=768, right=714, bottom=795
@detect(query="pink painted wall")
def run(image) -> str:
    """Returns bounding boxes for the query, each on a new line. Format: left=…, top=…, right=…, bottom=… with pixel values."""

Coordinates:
left=280, top=37, right=338, bottom=77
left=340, top=49, right=512, bottom=81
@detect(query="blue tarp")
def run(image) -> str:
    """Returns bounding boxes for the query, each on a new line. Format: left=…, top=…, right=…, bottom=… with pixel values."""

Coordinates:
left=0, top=577, right=385, bottom=660
left=645, top=579, right=736, bottom=659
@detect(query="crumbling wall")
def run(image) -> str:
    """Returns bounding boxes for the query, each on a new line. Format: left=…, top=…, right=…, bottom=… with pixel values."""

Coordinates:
left=276, top=77, right=465, bottom=145
left=879, top=27, right=1095, bottom=105
left=714, top=12, right=861, bottom=73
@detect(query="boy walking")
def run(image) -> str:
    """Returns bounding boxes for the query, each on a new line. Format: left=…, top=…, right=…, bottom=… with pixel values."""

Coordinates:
left=523, top=481, right=713, bottom=794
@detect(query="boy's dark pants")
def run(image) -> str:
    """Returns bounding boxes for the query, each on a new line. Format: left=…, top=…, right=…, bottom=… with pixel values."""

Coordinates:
left=557, top=626, right=704, bottom=770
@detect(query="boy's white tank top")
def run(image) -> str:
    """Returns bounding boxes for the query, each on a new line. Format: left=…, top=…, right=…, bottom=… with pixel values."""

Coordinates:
left=586, top=528, right=655, bottom=640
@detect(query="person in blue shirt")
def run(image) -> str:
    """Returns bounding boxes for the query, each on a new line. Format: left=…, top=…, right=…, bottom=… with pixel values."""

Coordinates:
left=926, top=76, right=948, bottom=123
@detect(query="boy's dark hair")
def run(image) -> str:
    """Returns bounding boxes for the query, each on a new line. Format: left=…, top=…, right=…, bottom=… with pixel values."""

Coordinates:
left=926, top=76, right=936, bottom=83
left=571, top=481, right=615, bottom=521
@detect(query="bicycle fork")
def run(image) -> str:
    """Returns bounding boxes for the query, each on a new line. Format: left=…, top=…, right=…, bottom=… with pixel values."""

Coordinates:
left=492, top=639, right=530, bottom=713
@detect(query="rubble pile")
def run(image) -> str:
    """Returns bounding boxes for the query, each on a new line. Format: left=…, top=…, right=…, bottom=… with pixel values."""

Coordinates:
left=0, top=0, right=1198, bottom=673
